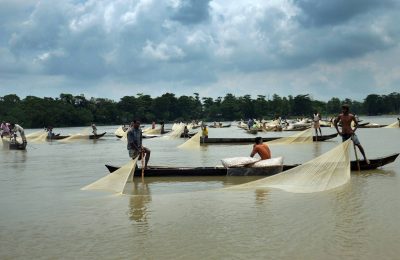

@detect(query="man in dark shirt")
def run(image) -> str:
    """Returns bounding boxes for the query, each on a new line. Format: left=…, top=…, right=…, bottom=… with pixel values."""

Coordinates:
left=127, top=120, right=151, bottom=168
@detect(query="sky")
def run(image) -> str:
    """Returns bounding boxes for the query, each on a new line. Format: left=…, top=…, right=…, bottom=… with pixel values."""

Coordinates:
left=0, top=0, right=399, bottom=101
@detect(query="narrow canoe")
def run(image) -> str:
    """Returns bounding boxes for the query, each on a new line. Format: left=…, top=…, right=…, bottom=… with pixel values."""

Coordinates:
left=46, top=134, right=70, bottom=140
left=105, top=153, right=399, bottom=177
left=89, top=132, right=106, bottom=139
left=209, top=124, right=232, bottom=128
left=200, top=133, right=338, bottom=144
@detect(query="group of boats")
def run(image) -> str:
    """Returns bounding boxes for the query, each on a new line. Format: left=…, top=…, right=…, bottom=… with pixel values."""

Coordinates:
left=2, top=131, right=107, bottom=150
left=3, top=120, right=398, bottom=179
left=238, top=118, right=393, bottom=135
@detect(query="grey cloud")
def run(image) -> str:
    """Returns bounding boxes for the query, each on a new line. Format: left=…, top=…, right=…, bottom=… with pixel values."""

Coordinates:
left=171, top=0, right=211, bottom=24
left=293, top=0, right=398, bottom=27
left=1, top=0, right=400, bottom=100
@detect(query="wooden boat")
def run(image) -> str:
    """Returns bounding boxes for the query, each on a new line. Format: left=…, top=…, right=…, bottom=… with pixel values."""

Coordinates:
left=209, top=124, right=232, bottom=128
left=358, top=124, right=387, bottom=128
left=89, top=132, right=106, bottom=139
left=46, top=134, right=70, bottom=140
left=105, top=153, right=399, bottom=177
left=246, top=129, right=258, bottom=134
left=106, top=164, right=283, bottom=177
left=9, top=141, right=27, bottom=150
left=200, top=133, right=338, bottom=144
left=283, top=125, right=311, bottom=131
left=180, top=132, right=196, bottom=138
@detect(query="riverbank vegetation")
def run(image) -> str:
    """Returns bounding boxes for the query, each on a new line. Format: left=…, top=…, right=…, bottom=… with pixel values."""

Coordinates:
left=0, top=92, right=399, bottom=128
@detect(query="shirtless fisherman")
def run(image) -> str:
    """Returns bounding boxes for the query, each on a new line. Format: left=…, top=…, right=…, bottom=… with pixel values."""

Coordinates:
left=334, top=104, right=369, bottom=164
left=250, top=137, right=271, bottom=160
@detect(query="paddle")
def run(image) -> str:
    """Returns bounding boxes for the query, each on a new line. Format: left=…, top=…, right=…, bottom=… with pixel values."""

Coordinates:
left=141, top=149, right=145, bottom=180
left=352, top=134, right=361, bottom=171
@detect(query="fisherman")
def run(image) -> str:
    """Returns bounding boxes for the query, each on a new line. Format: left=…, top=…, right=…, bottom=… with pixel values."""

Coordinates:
left=250, top=137, right=271, bottom=160
left=182, top=125, right=190, bottom=138
left=151, top=121, right=156, bottom=129
left=47, top=126, right=55, bottom=138
left=9, top=123, right=27, bottom=143
left=1, top=121, right=10, bottom=138
left=91, top=123, right=97, bottom=135
left=334, top=104, right=369, bottom=164
left=202, top=125, right=208, bottom=139
left=247, top=118, right=253, bottom=130
left=313, top=111, right=322, bottom=137
left=160, top=121, right=165, bottom=134
left=127, top=120, right=151, bottom=169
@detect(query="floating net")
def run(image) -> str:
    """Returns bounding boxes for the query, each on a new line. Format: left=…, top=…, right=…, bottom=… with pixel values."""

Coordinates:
left=178, top=131, right=201, bottom=149
left=115, top=126, right=127, bottom=136
left=1, top=138, right=10, bottom=148
left=267, top=128, right=313, bottom=145
left=28, top=132, right=48, bottom=143
left=143, top=127, right=161, bottom=135
left=163, top=123, right=185, bottom=139
left=227, top=139, right=351, bottom=193
left=384, top=121, right=399, bottom=128
left=26, top=130, right=45, bottom=139
left=82, top=157, right=138, bottom=194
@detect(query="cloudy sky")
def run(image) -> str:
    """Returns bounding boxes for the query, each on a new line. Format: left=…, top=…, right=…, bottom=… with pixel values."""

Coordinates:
left=1, top=0, right=399, bottom=101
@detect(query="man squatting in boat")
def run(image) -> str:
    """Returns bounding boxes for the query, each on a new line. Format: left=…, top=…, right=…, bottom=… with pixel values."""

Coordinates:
left=127, top=120, right=151, bottom=168
left=250, top=137, right=271, bottom=160
left=9, top=123, right=27, bottom=144
left=334, top=104, right=369, bottom=164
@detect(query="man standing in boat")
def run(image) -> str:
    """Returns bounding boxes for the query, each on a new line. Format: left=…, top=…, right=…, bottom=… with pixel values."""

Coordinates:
left=250, top=137, right=271, bottom=160
left=334, top=104, right=369, bottom=164
left=201, top=125, right=208, bottom=139
left=91, top=123, right=97, bottom=135
left=313, top=111, right=322, bottom=138
left=127, top=120, right=151, bottom=169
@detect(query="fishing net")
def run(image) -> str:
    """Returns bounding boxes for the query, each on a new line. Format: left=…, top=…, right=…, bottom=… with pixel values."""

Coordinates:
left=1, top=138, right=10, bottom=148
left=115, top=126, right=127, bottom=137
left=28, top=132, right=48, bottom=143
left=228, top=139, right=351, bottom=193
left=177, top=131, right=202, bottom=149
left=143, top=127, right=161, bottom=135
left=82, top=157, right=139, bottom=194
left=26, top=130, right=45, bottom=138
left=267, top=128, right=313, bottom=145
left=384, top=121, right=399, bottom=128
left=163, top=123, right=185, bottom=139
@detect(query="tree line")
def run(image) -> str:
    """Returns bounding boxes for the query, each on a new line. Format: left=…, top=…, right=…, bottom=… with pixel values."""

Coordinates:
left=0, top=92, right=399, bottom=128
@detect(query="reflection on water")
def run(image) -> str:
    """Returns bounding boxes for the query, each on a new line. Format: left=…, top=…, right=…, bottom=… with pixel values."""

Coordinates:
left=127, top=181, right=151, bottom=223
left=254, top=189, right=270, bottom=205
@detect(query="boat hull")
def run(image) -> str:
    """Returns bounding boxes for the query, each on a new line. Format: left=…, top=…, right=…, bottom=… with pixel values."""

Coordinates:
left=200, top=133, right=338, bottom=144
left=89, top=132, right=106, bottom=139
left=105, top=153, right=399, bottom=177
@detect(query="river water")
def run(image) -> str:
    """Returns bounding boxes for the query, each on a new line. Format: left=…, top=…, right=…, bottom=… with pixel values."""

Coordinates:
left=0, top=116, right=399, bottom=259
